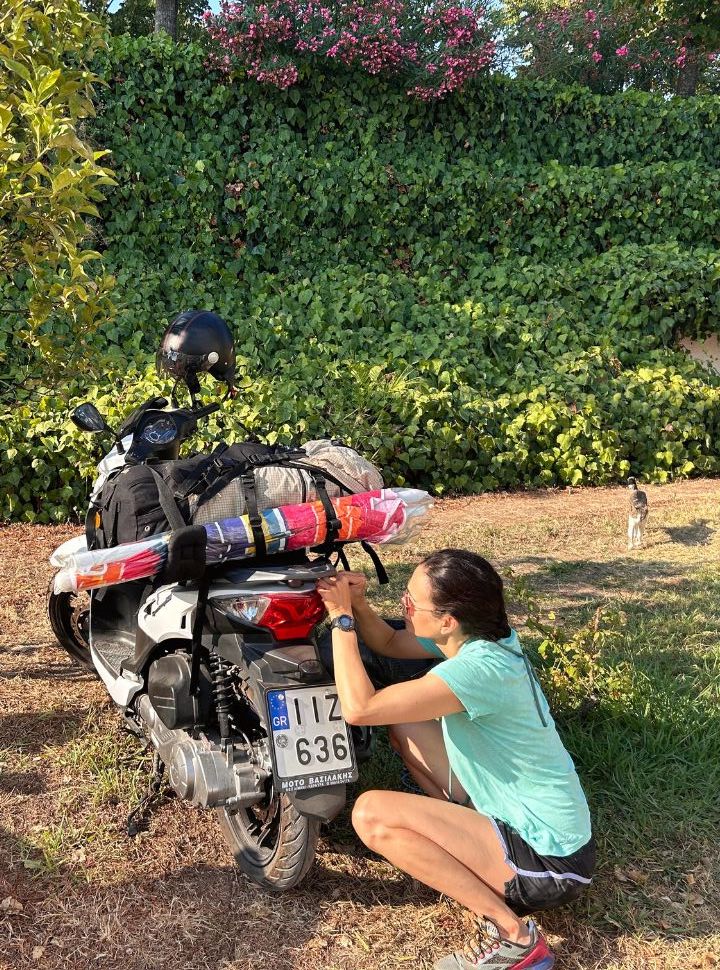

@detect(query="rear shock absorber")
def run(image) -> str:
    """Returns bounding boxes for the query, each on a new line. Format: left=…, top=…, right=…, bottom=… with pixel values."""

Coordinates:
left=208, top=652, right=233, bottom=741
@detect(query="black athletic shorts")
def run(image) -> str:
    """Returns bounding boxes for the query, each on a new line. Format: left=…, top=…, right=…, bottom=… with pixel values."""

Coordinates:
left=491, top=818, right=596, bottom=916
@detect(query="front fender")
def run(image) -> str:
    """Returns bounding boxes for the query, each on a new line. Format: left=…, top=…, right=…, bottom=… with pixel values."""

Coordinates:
left=288, top=784, right=347, bottom=823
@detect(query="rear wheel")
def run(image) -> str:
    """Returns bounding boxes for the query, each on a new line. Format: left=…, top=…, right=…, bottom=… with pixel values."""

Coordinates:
left=217, top=792, right=319, bottom=891
left=47, top=582, right=94, bottom=671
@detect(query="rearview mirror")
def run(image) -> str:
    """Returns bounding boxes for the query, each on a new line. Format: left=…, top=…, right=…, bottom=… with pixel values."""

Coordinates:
left=72, top=403, right=109, bottom=434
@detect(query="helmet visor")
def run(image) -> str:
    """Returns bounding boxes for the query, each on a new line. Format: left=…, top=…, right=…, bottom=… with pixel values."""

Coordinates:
left=157, top=347, right=214, bottom=378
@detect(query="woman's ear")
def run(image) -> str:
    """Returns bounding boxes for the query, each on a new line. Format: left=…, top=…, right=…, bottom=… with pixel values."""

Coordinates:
left=439, top=613, right=460, bottom=637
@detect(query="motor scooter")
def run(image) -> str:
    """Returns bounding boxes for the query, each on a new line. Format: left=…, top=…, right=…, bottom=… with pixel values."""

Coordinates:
left=48, top=392, right=371, bottom=890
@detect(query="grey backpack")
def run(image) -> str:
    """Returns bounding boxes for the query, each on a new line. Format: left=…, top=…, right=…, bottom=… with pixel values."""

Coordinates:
left=190, top=439, right=383, bottom=525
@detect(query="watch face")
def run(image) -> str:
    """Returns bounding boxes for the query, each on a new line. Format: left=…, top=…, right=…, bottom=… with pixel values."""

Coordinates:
left=336, top=615, right=354, bottom=631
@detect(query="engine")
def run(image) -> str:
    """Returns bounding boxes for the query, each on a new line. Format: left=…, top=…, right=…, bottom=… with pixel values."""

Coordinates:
left=137, top=656, right=270, bottom=810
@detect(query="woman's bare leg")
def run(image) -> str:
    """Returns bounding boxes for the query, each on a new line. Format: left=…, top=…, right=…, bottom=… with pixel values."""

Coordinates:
left=388, top=720, right=468, bottom=803
left=352, top=789, right=529, bottom=943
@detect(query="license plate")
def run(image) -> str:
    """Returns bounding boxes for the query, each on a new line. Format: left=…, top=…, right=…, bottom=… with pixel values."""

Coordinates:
left=266, top=686, right=357, bottom=792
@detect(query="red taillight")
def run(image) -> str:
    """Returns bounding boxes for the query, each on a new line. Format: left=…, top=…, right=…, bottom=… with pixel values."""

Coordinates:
left=220, top=591, right=326, bottom=641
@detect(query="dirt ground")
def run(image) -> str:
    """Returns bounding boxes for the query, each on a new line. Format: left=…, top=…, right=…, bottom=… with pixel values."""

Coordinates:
left=1, top=481, right=719, bottom=970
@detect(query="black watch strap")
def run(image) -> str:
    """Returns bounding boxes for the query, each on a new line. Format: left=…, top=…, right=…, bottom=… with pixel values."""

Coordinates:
left=330, top=614, right=356, bottom=632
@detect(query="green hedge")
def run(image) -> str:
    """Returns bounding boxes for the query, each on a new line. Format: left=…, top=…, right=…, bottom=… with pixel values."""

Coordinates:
left=3, top=35, right=720, bottom=522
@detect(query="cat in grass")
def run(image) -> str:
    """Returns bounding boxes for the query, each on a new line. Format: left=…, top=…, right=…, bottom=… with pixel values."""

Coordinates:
left=627, top=477, right=649, bottom=549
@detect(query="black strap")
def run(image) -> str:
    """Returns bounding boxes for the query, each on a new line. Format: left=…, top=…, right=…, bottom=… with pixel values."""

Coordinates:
left=241, top=472, right=267, bottom=558
left=174, top=443, right=231, bottom=500
left=110, top=501, right=120, bottom=547
left=190, top=577, right=210, bottom=696
left=360, top=540, right=389, bottom=585
left=311, top=472, right=342, bottom=545
left=146, top=466, right=186, bottom=531
left=183, top=447, right=308, bottom=506
left=285, top=461, right=355, bottom=496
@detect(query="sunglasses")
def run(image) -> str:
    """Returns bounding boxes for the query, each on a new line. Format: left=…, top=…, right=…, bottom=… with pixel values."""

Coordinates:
left=400, top=588, right=443, bottom=618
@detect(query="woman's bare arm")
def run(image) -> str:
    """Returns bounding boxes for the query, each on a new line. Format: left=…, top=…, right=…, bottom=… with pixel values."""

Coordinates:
left=352, top=599, right=437, bottom=660
left=330, top=629, right=462, bottom=725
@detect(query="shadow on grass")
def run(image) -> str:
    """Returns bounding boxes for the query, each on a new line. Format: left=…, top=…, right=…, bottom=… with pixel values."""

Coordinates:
left=0, top=708, right=91, bottom=753
left=0, top=835, right=713, bottom=970
left=0, top=655, right=97, bottom=682
left=0, top=768, right=46, bottom=796
left=505, top=555, right=695, bottom=601
left=662, top=519, right=715, bottom=546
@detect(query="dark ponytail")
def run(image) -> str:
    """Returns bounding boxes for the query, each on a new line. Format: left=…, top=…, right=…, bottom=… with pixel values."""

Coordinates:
left=422, top=549, right=511, bottom=642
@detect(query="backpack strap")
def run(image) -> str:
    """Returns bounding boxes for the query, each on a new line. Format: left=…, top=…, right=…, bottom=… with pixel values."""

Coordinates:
left=287, top=461, right=388, bottom=580
left=146, top=466, right=187, bottom=532
left=310, top=472, right=342, bottom=546
left=240, top=471, right=267, bottom=558
left=174, top=443, right=231, bottom=500
left=186, top=446, right=307, bottom=508
left=360, top=540, right=389, bottom=585
left=284, top=461, right=356, bottom=496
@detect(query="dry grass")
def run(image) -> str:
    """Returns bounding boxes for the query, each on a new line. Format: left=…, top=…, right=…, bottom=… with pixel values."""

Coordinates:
left=1, top=481, right=719, bottom=970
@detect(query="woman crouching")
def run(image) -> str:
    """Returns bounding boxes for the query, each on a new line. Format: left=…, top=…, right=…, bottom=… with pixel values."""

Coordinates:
left=317, top=549, right=594, bottom=970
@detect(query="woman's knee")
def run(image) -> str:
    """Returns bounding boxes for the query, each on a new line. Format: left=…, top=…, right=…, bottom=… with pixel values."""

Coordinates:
left=352, top=790, right=391, bottom=848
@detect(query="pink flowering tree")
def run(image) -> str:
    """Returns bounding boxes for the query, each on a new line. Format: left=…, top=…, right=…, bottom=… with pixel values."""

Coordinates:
left=203, top=0, right=496, bottom=98
left=507, top=0, right=720, bottom=94
left=631, top=0, right=720, bottom=94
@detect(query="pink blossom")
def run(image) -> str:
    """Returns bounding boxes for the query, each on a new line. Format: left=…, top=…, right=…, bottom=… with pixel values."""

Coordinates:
left=204, top=0, right=495, bottom=99
left=585, top=9, right=596, bottom=22
left=592, top=50, right=602, bottom=63
left=615, top=45, right=628, bottom=57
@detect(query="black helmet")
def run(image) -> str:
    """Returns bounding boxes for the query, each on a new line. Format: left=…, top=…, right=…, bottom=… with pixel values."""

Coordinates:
left=157, top=310, right=235, bottom=387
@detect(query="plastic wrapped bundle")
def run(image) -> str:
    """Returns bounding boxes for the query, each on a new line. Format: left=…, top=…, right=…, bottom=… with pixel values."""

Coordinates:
left=51, top=488, right=433, bottom=593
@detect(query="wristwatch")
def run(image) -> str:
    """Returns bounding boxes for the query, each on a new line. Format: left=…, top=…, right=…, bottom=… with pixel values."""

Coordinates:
left=330, top=614, right=356, bottom=633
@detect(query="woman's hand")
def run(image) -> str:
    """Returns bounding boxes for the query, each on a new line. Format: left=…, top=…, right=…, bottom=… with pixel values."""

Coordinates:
left=317, top=573, right=356, bottom=619
left=344, top=571, right=368, bottom=609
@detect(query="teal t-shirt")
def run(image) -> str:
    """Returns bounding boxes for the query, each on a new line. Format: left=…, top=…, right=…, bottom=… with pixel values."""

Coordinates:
left=420, top=630, right=592, bottom=857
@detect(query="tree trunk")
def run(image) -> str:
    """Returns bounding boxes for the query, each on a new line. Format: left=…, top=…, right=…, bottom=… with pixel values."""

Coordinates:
left=155, top=0, right=177, bottom=40
left=676, top=44, right=700, bottom=96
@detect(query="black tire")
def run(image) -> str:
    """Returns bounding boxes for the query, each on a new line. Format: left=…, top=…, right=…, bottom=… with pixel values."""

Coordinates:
left=47, top=582, right=94, bottom=672
left=217, top=793, right=319, bottom=891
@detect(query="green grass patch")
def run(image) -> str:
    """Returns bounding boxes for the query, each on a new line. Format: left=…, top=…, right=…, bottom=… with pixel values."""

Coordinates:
left=58, top=716, right=150, bottom=808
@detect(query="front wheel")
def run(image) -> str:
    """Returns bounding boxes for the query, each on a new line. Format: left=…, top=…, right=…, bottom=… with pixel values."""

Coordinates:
left=217, top=792, right=319, bottom=891
left=47, top=582, right=94, bottom=672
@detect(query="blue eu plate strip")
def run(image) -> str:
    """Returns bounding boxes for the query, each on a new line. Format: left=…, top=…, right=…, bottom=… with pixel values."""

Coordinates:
left=267, top=690, right=291, bottom=733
